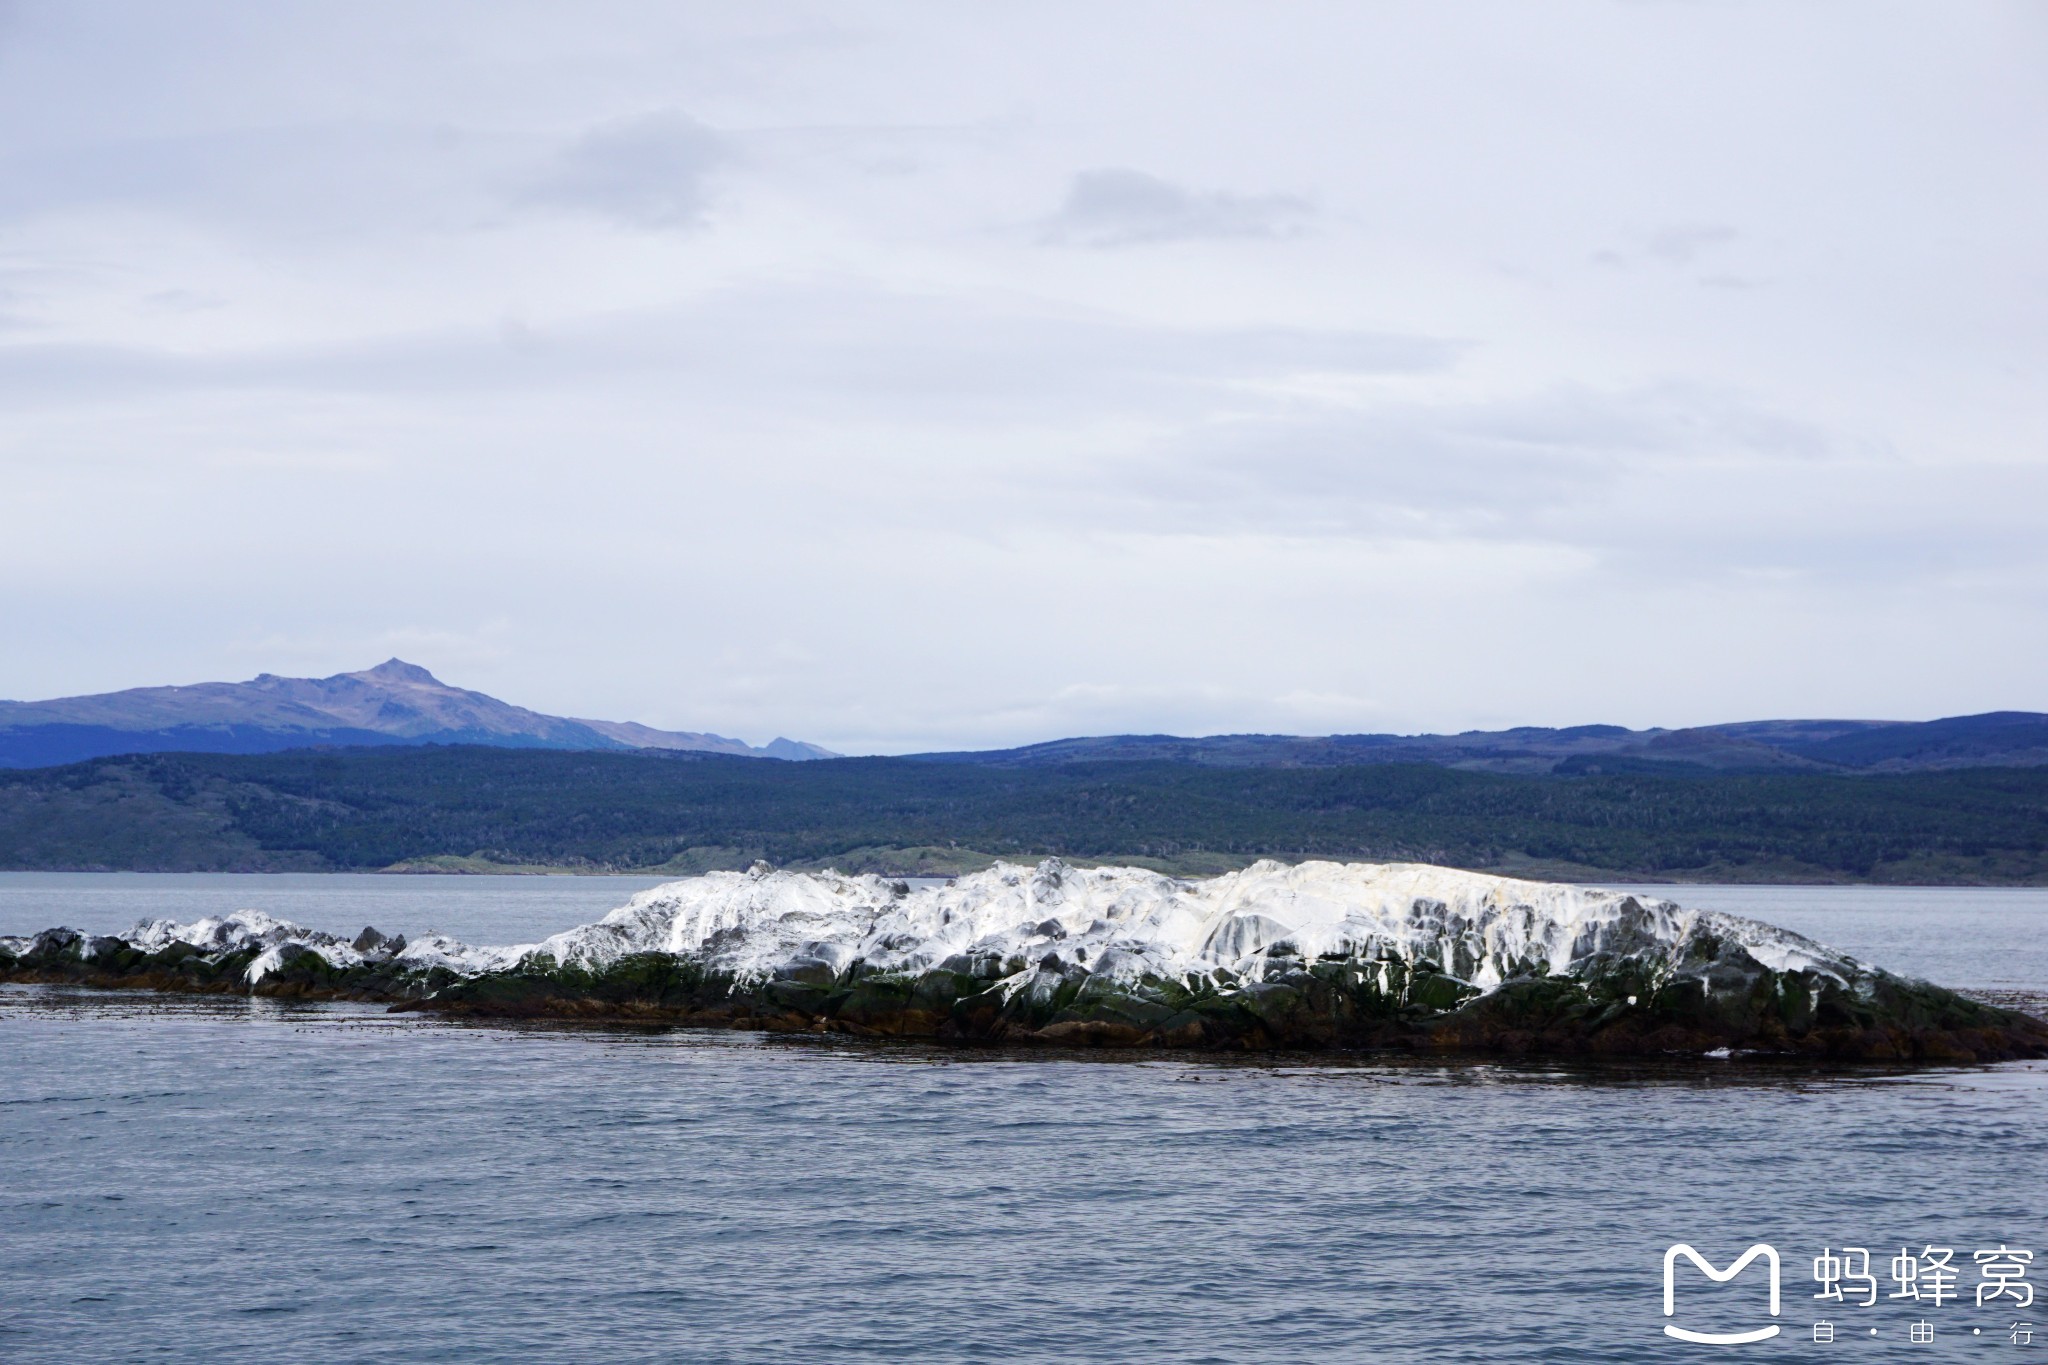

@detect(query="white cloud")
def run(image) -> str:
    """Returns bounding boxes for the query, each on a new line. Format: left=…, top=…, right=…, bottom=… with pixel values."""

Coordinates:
left=1594, top=223, right=1740, bottom=269
left=521, top=109, right=729, bottom=230
left=1038, top=168, right=1313, bottom=246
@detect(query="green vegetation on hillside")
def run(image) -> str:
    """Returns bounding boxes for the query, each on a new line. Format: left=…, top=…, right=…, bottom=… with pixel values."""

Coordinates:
left=2, top=746, right=2045, bottom=882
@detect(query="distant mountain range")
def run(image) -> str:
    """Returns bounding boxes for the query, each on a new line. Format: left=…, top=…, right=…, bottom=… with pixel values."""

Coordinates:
left=3, top=660, right=2043, bottom=777
left=0, top=660, right=837, bottom=768
left=907, top=711, right=2048, bottom=775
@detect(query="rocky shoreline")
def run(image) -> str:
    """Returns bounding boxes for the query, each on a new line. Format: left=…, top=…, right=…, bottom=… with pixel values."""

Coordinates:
left=5, top=860, right=2046, bottom=1062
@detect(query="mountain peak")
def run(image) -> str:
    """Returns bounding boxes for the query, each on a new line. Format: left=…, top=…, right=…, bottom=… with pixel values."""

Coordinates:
left=0, top=661, right=835, bottom=767
left=355, top=659, right=442, bottom=686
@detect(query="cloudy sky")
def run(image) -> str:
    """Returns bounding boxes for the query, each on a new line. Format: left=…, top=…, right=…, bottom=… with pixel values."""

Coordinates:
left=2, top=2, right=2043, bottom=752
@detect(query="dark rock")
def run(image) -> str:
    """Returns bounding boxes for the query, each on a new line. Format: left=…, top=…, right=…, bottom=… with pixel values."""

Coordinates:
left=7, top=913, right=2047, bottom=1064
left=30, top=928, right=83, bottom=961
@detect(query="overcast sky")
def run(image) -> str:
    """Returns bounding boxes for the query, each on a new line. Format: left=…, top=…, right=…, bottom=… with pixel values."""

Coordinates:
left=2, top=2, right=2044, bottom=752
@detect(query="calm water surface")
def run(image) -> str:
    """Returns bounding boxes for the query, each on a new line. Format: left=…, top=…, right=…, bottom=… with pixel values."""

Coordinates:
left=0, top=871, right=675, bottom=945
left=3, top=876, right=2045, bottom=1363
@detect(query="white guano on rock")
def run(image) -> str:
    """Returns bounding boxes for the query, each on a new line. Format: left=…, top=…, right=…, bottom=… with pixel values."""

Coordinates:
left=30, top=859, right=1869, bottom=997
left=520, top=858, right=1864, bottom=996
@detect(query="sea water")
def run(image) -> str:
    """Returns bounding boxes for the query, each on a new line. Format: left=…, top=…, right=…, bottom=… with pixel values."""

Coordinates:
left=2, top=875, right=2045, bottom=1363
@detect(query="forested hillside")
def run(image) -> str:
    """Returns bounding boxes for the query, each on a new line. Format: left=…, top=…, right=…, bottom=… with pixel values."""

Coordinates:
left=2, top=746, right=2045, bottom=883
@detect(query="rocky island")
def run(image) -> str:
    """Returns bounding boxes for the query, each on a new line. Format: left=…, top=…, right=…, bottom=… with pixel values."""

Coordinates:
left=5, top=860, right=2044, bottom=1061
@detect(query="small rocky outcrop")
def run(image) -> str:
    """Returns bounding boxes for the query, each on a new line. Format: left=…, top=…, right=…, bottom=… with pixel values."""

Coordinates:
left=4, top=861, right=2044, bottom=1062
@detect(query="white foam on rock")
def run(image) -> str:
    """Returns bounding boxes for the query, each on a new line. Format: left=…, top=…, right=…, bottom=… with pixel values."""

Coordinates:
left=29, top=860, right=1869, bottom=997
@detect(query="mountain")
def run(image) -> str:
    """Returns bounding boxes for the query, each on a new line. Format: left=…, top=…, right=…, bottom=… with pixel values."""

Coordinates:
left=906, top=713, right=2048, bottom=775
left=5, top=658, right=2039, bottom=776
left=564, top=718, right=834, bottom=761
left=1763, top=711, right=2048, bottom=771
left=0, top=660, right=838, bottom=768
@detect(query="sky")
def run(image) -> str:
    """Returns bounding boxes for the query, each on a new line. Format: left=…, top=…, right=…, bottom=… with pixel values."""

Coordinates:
left=1, top=1, right=2044, bottom=753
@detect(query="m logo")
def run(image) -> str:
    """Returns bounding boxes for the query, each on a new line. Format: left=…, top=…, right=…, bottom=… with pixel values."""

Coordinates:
left=1663, top=1243, right=1783, bottom=1344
